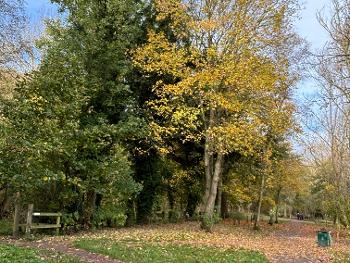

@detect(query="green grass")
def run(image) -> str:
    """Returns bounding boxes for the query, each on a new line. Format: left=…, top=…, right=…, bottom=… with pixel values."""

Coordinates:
left=0, top=219, right=12, bottom=235
left=0, top=244, right=80, bottom=263
left=75, top=239, right=269, bottom=263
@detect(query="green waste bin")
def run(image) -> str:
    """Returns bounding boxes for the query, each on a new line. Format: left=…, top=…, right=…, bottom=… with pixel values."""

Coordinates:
left=317, top=230, right=331, bottom=247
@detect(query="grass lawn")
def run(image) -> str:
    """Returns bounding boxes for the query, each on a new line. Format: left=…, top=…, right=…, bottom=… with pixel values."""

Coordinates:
left=0, top=243, right=80, bottom=263
left=75, top=239, right=269, bottom=263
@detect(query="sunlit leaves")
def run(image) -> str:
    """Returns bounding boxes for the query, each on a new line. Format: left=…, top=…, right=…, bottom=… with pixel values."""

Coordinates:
left=133, top=0, right=297, bottom=156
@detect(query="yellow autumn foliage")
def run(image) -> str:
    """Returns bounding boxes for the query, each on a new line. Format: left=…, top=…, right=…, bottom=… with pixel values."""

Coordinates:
left=133, top=0, right=302, bottom=156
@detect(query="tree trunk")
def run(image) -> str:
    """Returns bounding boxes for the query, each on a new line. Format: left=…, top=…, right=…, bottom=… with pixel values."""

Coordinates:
left=247, top=203, right=252, bottom=222
left=284, top=203, right=287, bottom=218
left=275, top=187, right=281, bottom=223
left=126, top=199, right=137, bottom=226
left=82, top=189, right=96, bottom=228
left=0, top=186, right=9, bottom=219
left=200, top=107, right=216, bottom=214
left=221, top=191, right=228, bottom=219
left=200, top=135, right=212, bottom=213
left=216, top=177, right=222, bottom=216
left=254, top=173, right=265, bottom=229
left=25, top=204, right=33, bottom=237
left=168, top=189, right=175, bottom=222
left=275, top=207, right=279, bottom=223
left=333, top=212, right=340, bottom=238
left=12, top=192, right=20, bottom=237
left=204, top=153, right=224, bottom=216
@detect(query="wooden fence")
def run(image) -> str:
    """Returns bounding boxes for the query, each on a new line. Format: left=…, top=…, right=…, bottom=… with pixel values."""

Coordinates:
left=13, top=204, right=61, bottom=237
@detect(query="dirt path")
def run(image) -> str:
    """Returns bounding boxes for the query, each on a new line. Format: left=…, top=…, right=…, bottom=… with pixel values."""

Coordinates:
left=194, top=220, right=341, bottom=263
left=232, top=219, right=348, bottom=263
left=267, top=220, right=330, bottom=262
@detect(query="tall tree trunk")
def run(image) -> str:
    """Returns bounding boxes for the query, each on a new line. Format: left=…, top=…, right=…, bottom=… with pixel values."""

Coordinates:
left=126, top=199, right=137, bottom=226
left=200, top=138, right=212, bottom=213
left=216, top=177, right=222, bottom=216
left=204, top=153, right=224, bottom=216
left=200, top=107, right=215, bottom=213
left=275, top=187, right=281, bottom=223
left=254, top=173, right=265, bottom=230
left=82, top=189, right=96, bottom=228
left=247, top=203, right=252, bottom=222
left=168, top=189, right=175, bottom=222
left=12, top=192, right=20, bottom=237
left=334, top=211, right=340, bottom=239
left=221, top=191, right=228, bottom=218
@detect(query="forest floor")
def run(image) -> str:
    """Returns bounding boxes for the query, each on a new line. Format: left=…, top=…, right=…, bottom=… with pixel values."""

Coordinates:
left=1, top=219, right=350, bottom=263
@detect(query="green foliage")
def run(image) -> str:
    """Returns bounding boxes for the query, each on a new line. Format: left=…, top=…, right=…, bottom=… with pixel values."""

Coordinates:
left=92, top=204, right=127, bottom=228
left=168, top=210, right=183, bottom=223
left=0, top=0, right=144, bottom=226
left=0, top=219, right=12, bottom=235
left=229, top=211, right=246, bottom=222
left=200, top=213, right=220, bottom=232
left=0, top=244, right=80, bottom=263
left=61, top=212, right=80, bottom=232
left=75, top=239, right=269, bottom=263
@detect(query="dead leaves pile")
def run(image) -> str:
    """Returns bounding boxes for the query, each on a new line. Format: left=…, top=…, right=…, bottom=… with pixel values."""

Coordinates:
left=26, top=220, right=350, bottom=263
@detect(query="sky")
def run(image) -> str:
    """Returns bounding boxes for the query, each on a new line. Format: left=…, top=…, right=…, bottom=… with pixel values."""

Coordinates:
left=25, top=0, right=331, bottom=48
left=294, top=0, right=331, bottom=99
left=25, top=0, right=58, bottom=25
left=25, top=0, right=330, bottom=46
left=24, top=0, right=331, bottom=99
left=296, top=0, right=330, bottom=50
left=25, top=0, right=331, bottom=65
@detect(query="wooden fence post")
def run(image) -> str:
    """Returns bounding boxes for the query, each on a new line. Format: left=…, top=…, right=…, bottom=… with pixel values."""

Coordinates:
left=12, top=192, right=20, bottom=237
left=56, top=215, right=61, bottom=235
left=25, top=204, right=34, bottom=237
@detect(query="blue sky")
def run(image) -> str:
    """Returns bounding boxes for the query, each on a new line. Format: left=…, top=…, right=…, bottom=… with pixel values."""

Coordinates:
left=296, top=0, right=330, bottom=50
left=25, top=0, right=331, bottom=54
left=25, top=0, right=58, bottom=24
left=24, top=0, right=331, bottom=95
left=294, top=0, right=330, bottom=97
left=25, top=0, right=330, bottom=47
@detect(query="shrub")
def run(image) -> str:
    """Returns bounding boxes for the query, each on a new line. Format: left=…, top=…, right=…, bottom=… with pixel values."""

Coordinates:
left=200, top=213, right=220, bottom=232
left=229, top=211, right=246, bottom=222
left=169, top=210, right=183, bottom=223
left=92, top=204, right=127, bottom=228
left=61, top=212, right=81, bottom=233
left=0, top=219, right=12, bottom=235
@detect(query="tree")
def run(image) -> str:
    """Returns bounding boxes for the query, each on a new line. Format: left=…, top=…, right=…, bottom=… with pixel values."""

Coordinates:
left=301, top=0, right=350, bottom=227
left=0, top=0, right=34, bottom=218
left=270, top=153, right=309, bottom=223
left=133, top=0, right=304, bottom=230
left=0, top=0, right=146, bottom=227
left=0, top=0, right=34, bottom=73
